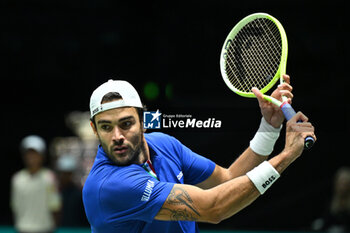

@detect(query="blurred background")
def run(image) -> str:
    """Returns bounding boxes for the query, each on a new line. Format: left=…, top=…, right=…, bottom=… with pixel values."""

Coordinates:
left=1, top=0, right=348, bottom=232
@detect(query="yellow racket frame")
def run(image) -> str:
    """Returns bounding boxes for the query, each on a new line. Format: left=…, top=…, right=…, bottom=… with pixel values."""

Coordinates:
left=220, top=13, right=288, bottom=98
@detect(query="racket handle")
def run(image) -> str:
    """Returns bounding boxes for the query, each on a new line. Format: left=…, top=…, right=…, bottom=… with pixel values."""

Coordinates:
left=280, top=102, right=296, bottom=121
left=280, top=102, right=315, bottom=150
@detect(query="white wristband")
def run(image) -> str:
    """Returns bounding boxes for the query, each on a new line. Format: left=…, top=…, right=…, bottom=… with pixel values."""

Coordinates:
left=249, top=117, right=282, bottom=156
left=246, top=161, right=280, bottom=194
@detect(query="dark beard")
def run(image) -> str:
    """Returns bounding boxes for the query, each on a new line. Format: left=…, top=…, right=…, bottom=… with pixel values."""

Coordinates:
left=99, top=131, right=147, bottom=166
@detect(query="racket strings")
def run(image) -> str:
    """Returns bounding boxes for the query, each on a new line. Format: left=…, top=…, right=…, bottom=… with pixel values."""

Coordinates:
left=225, top=18, right=282, bottom=92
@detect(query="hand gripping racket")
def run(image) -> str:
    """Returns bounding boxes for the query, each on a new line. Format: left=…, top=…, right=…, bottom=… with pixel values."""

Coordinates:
left=220, top=13, right=315, bottom=149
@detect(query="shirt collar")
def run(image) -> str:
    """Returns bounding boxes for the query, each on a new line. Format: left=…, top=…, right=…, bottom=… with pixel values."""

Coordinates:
left=96, top=142, right=158, bottom=165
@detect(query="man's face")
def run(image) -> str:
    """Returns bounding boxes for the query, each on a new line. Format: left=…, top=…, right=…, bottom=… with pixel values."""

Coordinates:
left=23, top=149, right=44, bottom=170
left=91, top=107, right=145, bottom=166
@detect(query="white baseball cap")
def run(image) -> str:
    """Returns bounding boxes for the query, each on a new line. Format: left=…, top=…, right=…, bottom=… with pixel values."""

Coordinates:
left=56, top=154, right=77, bottom=172
left=20, top=135, right=46, bottom=155
left=90, top=80, right=143, bottom=118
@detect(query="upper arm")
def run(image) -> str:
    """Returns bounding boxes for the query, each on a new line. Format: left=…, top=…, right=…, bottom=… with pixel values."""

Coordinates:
left=154, top=183, right=219, bottom=224
left=170, top=136, right=216, bottom=185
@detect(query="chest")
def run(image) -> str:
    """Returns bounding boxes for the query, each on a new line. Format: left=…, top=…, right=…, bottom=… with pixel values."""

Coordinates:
left=14, top=172, right=50, bottom=195
left=151, top=156, right=184, bottom=184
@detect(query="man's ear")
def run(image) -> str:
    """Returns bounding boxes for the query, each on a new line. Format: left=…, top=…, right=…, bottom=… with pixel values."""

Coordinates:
left=90, top=121, right=98, bottom=138
left=142, top=122, right=147, bottom=133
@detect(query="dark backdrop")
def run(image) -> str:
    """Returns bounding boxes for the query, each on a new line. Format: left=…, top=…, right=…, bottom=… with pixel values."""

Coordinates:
left=1, top=0, right=348, bottom=231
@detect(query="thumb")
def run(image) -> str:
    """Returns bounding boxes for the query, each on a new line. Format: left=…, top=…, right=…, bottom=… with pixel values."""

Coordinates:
left=252, top=87, right=265, bottom=104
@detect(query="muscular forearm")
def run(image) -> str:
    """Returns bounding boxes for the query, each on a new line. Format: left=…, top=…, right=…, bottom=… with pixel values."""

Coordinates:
left=207, top=150, right=295, bottom=222
left=156, top=149, right=298, bottom=224
left=227, top=147, right=267, bottom=179
left=156, top=175, right=260, bottom=224
left=268, top=150, right=296, bottom=174
left=205, top=175, right=260, bottom=222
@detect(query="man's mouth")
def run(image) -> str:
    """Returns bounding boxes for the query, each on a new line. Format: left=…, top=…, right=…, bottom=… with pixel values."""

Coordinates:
left=113, top=146, right=128, bottom=154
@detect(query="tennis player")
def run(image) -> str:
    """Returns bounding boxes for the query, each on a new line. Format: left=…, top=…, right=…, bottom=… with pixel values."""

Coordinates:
left=83, top=75, right=316, bottom=233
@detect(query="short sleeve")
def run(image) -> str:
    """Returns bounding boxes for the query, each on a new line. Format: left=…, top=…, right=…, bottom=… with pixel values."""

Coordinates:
left=170, top=136, right=216, bottom=185
left=99, top=165, right=174, bottom=223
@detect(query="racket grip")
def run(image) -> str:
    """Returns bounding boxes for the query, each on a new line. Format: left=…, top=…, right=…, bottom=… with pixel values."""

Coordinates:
left=280, top=102, right=296, bottom=121
left=280, top=102, right=315, bottom=150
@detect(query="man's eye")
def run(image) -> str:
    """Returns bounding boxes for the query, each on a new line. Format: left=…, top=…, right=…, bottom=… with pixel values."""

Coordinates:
left=101, top=125, right=112, bottom=131
left=121, top=121, right=132, bottom=129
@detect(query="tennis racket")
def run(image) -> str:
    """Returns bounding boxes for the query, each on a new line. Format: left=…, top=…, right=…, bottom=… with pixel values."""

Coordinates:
left=220, top=12, right=315, bottom=150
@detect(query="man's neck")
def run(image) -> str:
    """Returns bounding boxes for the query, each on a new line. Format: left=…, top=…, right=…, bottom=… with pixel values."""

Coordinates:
left=27, top=167, right=41, bottom=175
left=139, top=137, right=151, bottom=164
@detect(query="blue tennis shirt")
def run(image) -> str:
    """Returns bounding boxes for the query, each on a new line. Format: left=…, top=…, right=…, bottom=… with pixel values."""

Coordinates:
left=83, top=132, right=216, bottom=233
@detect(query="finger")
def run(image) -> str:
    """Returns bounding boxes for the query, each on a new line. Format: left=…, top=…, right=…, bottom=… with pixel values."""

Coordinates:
left=300, top=122, right=313, bottom=128
left=289, top=122, right=312, bottom=130
left=278, top=82, right=293, bottom=92
left=311, top=133, right=317, bottom=142
left=297, top=112, right=309, bottom=123
left=289, top=123, right=314, bottom=135
left=289, top=111, right=309, bottom=124
left=302, top=131, right=316, bottom=142
left=282, top=74, right=290, bottom=84
left=252, top=87, right=263, bottom=98
left=251, top=87, right=266, bottom=106
left=279, top=90, right=294, bottom=99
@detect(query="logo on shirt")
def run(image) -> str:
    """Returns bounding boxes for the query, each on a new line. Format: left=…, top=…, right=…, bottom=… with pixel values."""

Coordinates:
left=143, top=110, right=162, bottom=129
left=141, top=179, right=155, bottom=202
left=177, top=171, right=183, bottom=181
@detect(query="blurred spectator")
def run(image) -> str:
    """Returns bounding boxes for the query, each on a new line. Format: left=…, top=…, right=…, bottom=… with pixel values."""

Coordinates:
left=45, top=111, right=97, bottom=227
left=10, top=135, right=61, bottom=233
left=56, top=154, right=89, bottom=227
left=312, top=167, right=350, bottom=232
left=50, top=111, right=98, bottom=188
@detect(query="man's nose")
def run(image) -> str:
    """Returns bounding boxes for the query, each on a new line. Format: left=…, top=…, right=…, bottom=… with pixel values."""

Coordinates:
left=112, top=127, right=125, bottom=144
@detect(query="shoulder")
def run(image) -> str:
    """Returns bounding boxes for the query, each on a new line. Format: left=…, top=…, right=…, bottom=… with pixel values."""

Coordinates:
left=84, top=164, right=145, bottom=200
left=101, top=165, right=149, bottom=194
left=84, top=163, right=174, bottom=225
left=12, top=169, right=25, bottom=177
left=40, top=168, right=55, bottom=175
left=11, top=169, right=26, bottom=183
left=83, top=165, right=139, bottom=222
left=97, top=165, right=165, bottom=212
left=40, top=168, right=57, bottom=182
left=83, top=163, right=116, bottom=196
left=145, top=132, right=183, bottom=150
left=145, top=132, right=175, bottom=142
